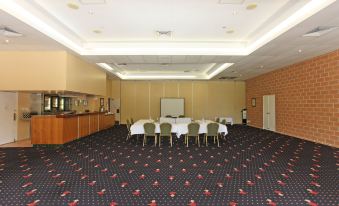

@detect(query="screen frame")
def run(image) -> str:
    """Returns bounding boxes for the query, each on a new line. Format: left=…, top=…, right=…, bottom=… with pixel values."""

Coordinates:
left=160, top=97, right=185, bottom=118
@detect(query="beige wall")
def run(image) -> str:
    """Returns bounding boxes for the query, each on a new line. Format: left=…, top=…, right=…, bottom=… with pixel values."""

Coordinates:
left=17, top=92, right=31, bottom=140
left=16, top=92, right=42, bottom=141
left=0, top=51, right=107, bottom=96
left=0, top=51, right=67, bottom=91
left=66, top=53, right=106, bottom=96
left=116, top=80, right=245, bottom=124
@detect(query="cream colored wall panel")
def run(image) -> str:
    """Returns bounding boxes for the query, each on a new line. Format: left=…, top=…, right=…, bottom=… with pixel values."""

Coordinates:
left=164, top=82, right=179, bottom=98
left=111, top=80, right=121, bottom=100
left=17, top=92, right=31, bottom=141
left=150, top=81, right=164, bottom=119
left=121, top=81, right=136, bottom=124
left=208, top=81, right=228, bottom=119
left=66, top=53, right=106, bottom=96
left=221, top=81, right=236, bottom=119
left=106, top=78, right=112, bottom=98
left=178, top=81, right=193, bottom=118
left=0, top=51, right=67, bottom=91
left=192, top=82, right=209, bottom=119
left=134, top=82, right=150, bottom=120
left=233, top=81, right=246, bottom=123
left=118, top=80, right=246, bottom=124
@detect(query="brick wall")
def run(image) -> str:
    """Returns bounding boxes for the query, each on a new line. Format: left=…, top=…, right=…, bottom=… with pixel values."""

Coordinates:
left=246, top=49, right=339, bottom=147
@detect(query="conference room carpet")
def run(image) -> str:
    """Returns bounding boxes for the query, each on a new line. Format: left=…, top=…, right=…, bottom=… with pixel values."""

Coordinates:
left=0, top=125, right=337, bottom=206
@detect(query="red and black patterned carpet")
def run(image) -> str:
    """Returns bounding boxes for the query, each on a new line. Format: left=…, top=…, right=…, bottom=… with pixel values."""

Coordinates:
left=0, top=125, right=338, bottom=206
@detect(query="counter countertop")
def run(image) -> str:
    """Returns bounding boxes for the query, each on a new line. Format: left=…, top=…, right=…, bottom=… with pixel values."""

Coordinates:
left=33, top=112, right=115, bottom=118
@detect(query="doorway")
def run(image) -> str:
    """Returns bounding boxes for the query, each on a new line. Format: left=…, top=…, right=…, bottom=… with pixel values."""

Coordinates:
left=0, top=92, right=17, bottom=145
left=263, top=95, right=276, bottom=131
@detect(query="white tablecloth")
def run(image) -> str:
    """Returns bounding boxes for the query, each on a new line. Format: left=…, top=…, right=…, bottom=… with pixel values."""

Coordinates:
left=216, top=117, right=234, bottom=125
left=159, top=117, right=176, bottom=124
left=175, top=117, right=191, bottom=124
left=130, top=119, right=228, bottom=137
left=159, top=117, right=191, bottom=124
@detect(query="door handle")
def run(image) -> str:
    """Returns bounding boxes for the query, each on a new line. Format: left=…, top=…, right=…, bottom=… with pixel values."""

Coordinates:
left=13, top=112, right=16, bottom=121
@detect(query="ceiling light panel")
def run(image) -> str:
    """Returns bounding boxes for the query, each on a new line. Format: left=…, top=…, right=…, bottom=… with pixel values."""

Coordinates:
left=303, top=26, right=339, bottom=37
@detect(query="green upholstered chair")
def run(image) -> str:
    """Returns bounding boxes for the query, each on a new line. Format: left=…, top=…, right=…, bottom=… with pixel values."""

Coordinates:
left=185, top=122, right=200, bottom=147
left=179, top=115, right=185, bottom=118
left=143, top=123, right=157, bottom=147
left=205, top=123, right=220, bottom=147
left=126, top=119, right=131, bottom=140
left=216, top=117, right=220, bottom=123
left=159, top=123, right=172, bottom=147
left=131, top=118, right=134, bottom=124
left=165, top=115, right=172, bottom=118
left=221, top=119, right=226, bottom=125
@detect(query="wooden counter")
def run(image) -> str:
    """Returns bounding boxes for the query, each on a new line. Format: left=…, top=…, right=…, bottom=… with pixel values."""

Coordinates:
left=31, top=112, right=115, bottom=145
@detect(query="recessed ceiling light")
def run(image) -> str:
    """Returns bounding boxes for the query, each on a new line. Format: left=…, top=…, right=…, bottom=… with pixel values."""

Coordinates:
left=93, top=29, right=102, bottom=34
left=246, top=3, right=257, bottom=10
left=4, top=39, right=9, bottom=43
left=67, top=2, right=79, bottom=10
left=259, top=65, right=264, bottom=69
left=226, top=29, right=235, bottom=34
left=298, top=49, right=302, bottom=53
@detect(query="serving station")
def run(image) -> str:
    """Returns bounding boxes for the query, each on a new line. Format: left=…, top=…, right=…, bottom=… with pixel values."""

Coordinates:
left=31, top=112, right=115, bottom=145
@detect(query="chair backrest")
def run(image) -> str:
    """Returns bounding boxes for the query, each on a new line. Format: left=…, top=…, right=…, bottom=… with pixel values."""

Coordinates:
left=160, top=123, right=172, bottom=136
left=126, top=119, right=131, bottom=130
left=187, top=122, right=200, bottom=136
left=207, top=123, right=219, bottom=136
left=165, top=115, right=172, bottom=118
left=216, top=117, right=220, bottom=123
left=179, top=115, right=185, bottom=118
left=143, top=123, right=156, bottom=136
left=131, top=118, right=134, bottom=124
left=221, top=119, right=226, bottom=125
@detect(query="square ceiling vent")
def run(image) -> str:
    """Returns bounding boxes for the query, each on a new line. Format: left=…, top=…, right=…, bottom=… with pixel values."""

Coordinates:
left=156, top=31, right=173, bottom=39
left=218, top=0, right=245, bottom=4
left=79, top=0, right=106, bottom=4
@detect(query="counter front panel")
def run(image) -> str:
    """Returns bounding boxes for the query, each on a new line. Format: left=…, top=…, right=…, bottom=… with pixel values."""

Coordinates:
left=31, top=112, right=115, bottom=145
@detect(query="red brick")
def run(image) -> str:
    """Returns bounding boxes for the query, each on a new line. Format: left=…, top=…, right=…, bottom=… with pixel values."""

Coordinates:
left=246, top=49, right=339, bottom=147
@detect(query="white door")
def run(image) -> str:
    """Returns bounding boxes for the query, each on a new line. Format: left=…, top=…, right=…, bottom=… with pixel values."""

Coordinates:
left=0, top=92, right=17, bottom=145
left=111, top=98, right=120, bottom=122
left=263, top=95, right=276, bottom=131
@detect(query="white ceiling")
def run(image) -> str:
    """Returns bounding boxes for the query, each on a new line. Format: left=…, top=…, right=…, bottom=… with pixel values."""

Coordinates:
left=0, top=10, right=63, bottom=50
left=31, top=0, right=304, bottom=42
left=0, top=0, right=338, bottom=80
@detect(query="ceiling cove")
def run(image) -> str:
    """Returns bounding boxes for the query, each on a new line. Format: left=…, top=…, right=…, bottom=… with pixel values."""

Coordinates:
left=0, top=0, right=336, bottom=79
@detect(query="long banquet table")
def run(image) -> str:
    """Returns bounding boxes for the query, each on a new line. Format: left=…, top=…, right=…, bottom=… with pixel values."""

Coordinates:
left=130, top=119, right=228, bottom=137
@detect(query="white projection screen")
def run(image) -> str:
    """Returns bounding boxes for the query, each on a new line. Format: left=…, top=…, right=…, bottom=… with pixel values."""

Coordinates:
left=160, top=98, right=184, bottom=117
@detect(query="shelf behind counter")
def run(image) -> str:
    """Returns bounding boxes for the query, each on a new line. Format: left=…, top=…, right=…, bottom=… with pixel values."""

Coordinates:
left=31, top=112, right=115, bottom=145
